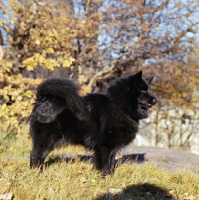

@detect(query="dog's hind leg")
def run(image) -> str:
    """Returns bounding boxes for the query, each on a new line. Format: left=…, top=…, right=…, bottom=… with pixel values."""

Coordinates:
left=93, top=147, right=117, bottom=176
left=30, top=120, right=63, bottom=169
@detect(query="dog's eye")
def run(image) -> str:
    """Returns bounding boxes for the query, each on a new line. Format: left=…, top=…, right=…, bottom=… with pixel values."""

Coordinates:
left=141, top=90, right=147, bottom=93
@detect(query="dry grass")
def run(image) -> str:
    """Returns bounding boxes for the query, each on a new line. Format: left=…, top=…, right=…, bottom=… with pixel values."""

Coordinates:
left=0, top=133, right=199, bottom=200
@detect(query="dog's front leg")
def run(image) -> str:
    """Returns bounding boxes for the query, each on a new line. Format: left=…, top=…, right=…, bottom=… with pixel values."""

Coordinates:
left=30, top=120, right=64, bottom=169
left=30, top=148, right=45, bottom=169
left=93, top=146, right=116, bottom=176
left=30, top=140, right=53, bottom=169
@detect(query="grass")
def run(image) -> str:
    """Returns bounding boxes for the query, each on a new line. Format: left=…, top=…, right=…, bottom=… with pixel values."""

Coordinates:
left=0, top=133, right=199, bottom=200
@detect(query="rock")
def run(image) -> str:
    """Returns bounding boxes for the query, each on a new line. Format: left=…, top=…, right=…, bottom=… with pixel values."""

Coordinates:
left=119, top=146, right=199, bottom=172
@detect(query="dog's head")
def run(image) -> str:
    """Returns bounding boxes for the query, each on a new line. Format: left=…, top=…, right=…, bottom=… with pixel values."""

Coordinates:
left=128, top=71, right=157, bottom=119
left=107, top=71, right=157, bottom=120
left=135, top=71, right=157, bottom=118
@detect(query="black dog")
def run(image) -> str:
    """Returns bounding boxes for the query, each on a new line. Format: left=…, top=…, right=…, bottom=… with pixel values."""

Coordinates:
left=30, top=71, right=157, bottom=175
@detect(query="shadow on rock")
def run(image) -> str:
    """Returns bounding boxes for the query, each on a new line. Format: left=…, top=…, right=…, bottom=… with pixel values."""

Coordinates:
left=118, top=153, right=146, bottom=163
left=95, top=183, right=176, bottom=200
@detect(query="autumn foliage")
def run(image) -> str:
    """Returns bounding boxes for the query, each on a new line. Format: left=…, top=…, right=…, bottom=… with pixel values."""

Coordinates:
left=0, top=0, right=199, bottom=150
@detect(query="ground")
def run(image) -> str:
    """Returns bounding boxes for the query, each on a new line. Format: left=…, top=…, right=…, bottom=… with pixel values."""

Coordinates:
left=0, top=133, right=199, bottom=200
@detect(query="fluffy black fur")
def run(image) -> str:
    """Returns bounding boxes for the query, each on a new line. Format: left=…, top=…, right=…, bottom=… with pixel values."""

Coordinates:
left=30, top=71, right=157, bottom=175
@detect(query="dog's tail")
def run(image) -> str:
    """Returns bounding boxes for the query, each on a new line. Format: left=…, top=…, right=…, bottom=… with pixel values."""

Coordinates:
left=32, top=78, right=89, bottom=123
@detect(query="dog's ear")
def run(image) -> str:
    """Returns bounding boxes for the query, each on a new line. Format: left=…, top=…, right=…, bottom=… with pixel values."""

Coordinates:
left=133, top=71, right=142, bottom=83
left=145, top=76, right=154, bottom=85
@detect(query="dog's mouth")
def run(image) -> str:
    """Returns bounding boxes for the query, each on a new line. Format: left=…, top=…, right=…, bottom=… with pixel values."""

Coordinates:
left=138, top=102, right=152, bottom=111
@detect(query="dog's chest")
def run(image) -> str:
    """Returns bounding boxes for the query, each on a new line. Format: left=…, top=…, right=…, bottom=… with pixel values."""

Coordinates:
left=105, top=115, right=139, bottom=146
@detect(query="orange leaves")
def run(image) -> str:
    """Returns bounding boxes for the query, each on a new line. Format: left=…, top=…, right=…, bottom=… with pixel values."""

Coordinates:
left=142, top=24, right=151, bottom=32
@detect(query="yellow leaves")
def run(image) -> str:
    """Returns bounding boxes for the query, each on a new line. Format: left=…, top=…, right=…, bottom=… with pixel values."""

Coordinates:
left=10, top=19, right=15, bottom=25
left=0, top=76, right=42, bottom=134
left=175, top=70, right=181, bottom=76
left=38, top=55, right=46, bottom=65
left=0, top=58, right=15, bottom=74
left=123, top=0, right=134, bottom=4
left=77, top=19, right=87, bottom=30
left=1, top=104, right=7, bottom=111
left=80, top=19, right=86, bottom=25
left=52, top=28, right=58, bottom=36
left=47, top=29, right=57, bottom=37
left=63, top=57, right=75, bottom=67
left=47, top=47, right=54, bottom=54
left=169, top=92, right=181, bottom=102
left=46, top=59, right=59, bottom=71
left=75, top=18, right=99, bottom=38
left=24, top=90, right=33, bottom=98
left=63, top=60, right=71, bottom=67
left=38, top=196, right=46, bottom=200
left=181, top=92, right=188, bottom=98
left=4, top=26, right=12, bottom=33
left=156, top=26, right=161, bottom=30
left=81, top=86, right=91, bottom=95
left=29, top=4, right=35, bottom=13
left=27, top=65, right=34, bottom=71
left=22, top=53, right=61, bottom=71
left=35, top=39, right=41, bottom=45
left=86, top=33, right=91, bottom=37
left=78, top=75, right=87, bottom=83
left=19, top=21, right=26, bottom=31
left=22, top=56, right=36, bottom=71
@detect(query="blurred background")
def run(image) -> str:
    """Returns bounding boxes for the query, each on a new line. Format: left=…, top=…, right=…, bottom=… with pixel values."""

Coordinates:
left=0, top=0, right=199, bottom=154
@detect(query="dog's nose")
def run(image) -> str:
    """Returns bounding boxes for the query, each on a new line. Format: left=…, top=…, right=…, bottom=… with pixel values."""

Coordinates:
left=152, top=98, right=157, bottom=105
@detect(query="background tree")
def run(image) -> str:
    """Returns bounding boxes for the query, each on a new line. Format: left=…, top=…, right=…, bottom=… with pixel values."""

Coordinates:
left=0, top=0, right=199, bottom=151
